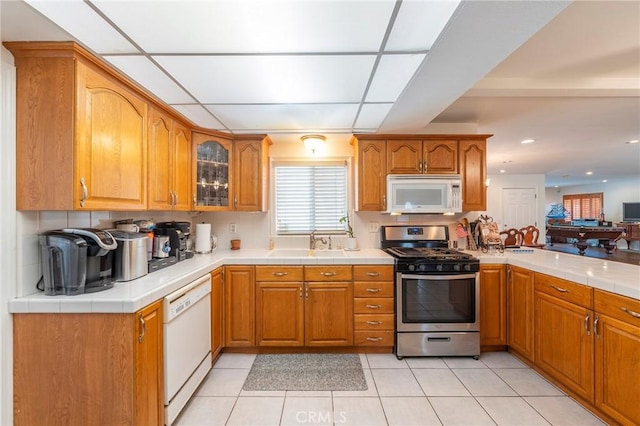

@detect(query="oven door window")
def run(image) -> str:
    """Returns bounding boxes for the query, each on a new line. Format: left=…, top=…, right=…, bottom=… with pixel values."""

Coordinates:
left=402, top=275, right=476, bottom=323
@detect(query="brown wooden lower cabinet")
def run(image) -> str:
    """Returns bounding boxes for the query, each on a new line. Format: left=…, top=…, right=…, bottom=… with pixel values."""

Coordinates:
left=353, top=265, right=394, bottom=348
left=534, top=274, right=594, bottom=402
left=593, top=289, right=640, bottom=425
left=479, top=264, right=507, bottom=347
left=224, top=265, right=256, bottom=347
left=211, top=267, right=224, bottom=359
left=507, top=265, right=535, bottom=361
left=305, top=282, right=354, bottom=346
left=13, top=300, right=164, bottom=426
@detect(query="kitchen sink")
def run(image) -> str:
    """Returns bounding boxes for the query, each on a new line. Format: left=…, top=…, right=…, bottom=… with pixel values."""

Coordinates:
left=268, top=249, right=346, bottom=258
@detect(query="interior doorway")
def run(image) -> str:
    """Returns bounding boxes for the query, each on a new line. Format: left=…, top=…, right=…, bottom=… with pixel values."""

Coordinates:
left=502, top=188, right=538, bottom=230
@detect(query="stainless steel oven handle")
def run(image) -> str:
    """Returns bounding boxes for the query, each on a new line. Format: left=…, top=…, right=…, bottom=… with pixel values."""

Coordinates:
left=400, top=273, right=477, bottom=280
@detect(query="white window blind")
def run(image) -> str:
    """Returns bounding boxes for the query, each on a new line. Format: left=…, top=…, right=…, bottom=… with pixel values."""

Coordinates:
left=275, top=163, right=348, bottom=234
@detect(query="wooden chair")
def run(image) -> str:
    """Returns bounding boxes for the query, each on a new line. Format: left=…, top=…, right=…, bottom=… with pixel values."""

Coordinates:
left=500, top=228, right=524, bottom=247
left=520, top=225, right=546, bottom=248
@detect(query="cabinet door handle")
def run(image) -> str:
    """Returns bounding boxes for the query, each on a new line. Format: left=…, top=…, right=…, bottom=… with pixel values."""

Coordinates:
left=138, top=314, right=146, bottom=343
left=366, top=288, right=382, bottom=293
left=621, top=307, right=640, bottom=318
left=299, top=286, right=303, bottom=299
left=366, top=272, right=380, bottom=277
left=320, top=272, right=336, bottom=277
left=272, top=272, right=288, bottom=277
left=193, top=194, right=197, bottom=206
left=366, top=304, right=382, bottom=309
left=79, top=178, right=88, bottom=207
left=594, top=315, right=600, bottom=338
left=366, top=337, right=383, bottom=342
left=550, top=285, right=569, bottom=293
left=584, top=313, right=590, bottom=336
left=418, top=161, right=423, bottom=172
left=234, top=196, right=238, bottom=207
left=366, top=321, right=382, bottom=326
left=172, top=191, right=178, bottom=207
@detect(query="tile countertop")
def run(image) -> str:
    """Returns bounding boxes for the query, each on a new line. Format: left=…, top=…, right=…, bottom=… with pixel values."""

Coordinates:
left=476, top=248, right=640, bottom=300
left=9, top=248, right=639, bottom=314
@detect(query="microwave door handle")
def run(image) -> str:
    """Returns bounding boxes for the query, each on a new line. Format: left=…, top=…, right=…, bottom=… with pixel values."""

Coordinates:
left=448, top=185, right=453, bottom=209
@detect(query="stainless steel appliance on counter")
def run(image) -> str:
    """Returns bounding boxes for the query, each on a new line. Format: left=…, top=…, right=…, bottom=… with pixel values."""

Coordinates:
left=39, top=228, right=117, bottom=295
left=109, top=230, right=148, bottom=282
left=381, top=225, right=480, bottom=359
left=156, top=221, right=195, bottom=261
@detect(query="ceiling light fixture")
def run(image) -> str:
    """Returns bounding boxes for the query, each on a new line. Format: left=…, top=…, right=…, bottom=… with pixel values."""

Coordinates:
left=586, top=171, right=593, bottom=175
left=499, top=169, right=506, bottom=173
left=521, top=139, right=535, bottom=144
left=626, top=139, right=639, bottom=144
left=301, top=135, right=326, bottom=155
left=602, top=180, right=607, bottom=183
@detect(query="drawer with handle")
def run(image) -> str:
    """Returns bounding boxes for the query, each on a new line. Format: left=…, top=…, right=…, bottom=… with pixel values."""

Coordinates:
left=255, top=266, right=303, bottom=282
left=354, top=330, right=394, bottom=346
left=534, top=272, right=593, bottom=308
left=304, top=265, right=352, bottom=281
left=353, top=265, right=394, bottom=281
left=594, top=289, right=640, bottom=327
left=354, top=314, right=394, bottom=330
left=354, top=282, right=394, bottom=298
left=354, top=298, right=394, bottom=314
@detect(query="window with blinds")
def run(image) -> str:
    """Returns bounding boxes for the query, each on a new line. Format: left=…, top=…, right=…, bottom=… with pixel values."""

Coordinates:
left=274, top=162, right=348, bottom=235
left=562, top=192, right=603, bottom=220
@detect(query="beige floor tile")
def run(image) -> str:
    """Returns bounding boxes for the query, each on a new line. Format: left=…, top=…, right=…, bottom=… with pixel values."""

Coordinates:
left=442, top=357, right=487, bottom=369
left=405, top=357, right=449, bottom=369
left=213, top=353, right=257, bottom=369
left=175, top=396, right=236, bottom=426
left=524, top=396, right=607, bottom=426
left=494, top=369, right=565, bottom=396
left=381, top=396, right=442, bottom=426
left=366, top=353, right=409, bottom=368
left=333, top=397, right=388, bottom=426
left=226, top=396, right=285, bottom=426
left=197, top=368, right=250, bottom=397
left=480, top=351, right=527, bottom=369
left=453, top=368, right=517, bottom=396
left=371, top=368, right=424, bottom=396
left=476, top=396, right=551, bottom=425
left=429, top=396, right=496, bottom=425
left=413, top=368, right=470, bottom=397
left=280, top=396, right=333, bottom=426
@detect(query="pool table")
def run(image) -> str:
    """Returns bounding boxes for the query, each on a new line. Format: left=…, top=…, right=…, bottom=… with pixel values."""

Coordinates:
left=546, top=225, right=625, bottom=255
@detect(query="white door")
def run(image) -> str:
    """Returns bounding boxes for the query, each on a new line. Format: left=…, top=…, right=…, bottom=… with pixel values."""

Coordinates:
left=502, top=188, right=537, bottom=230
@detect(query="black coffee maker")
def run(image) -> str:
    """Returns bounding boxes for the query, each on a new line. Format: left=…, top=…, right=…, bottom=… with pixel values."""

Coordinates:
left=63, top=228, right=117, bottom=292
left=155, top=222, right=194, bottom=261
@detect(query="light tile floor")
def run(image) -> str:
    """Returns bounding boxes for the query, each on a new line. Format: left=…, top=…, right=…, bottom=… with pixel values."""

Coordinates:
left=176, top=352, right=606, bottom=426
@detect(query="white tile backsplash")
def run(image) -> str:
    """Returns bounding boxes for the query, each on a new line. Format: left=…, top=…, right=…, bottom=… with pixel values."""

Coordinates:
left=38, top=211, right=68, bottom=231
left=67, top=211, right=91, bottom=228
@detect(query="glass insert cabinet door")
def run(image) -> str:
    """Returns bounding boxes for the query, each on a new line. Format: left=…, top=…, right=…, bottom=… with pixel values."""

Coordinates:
left=193, top=134, right=233, bottom=209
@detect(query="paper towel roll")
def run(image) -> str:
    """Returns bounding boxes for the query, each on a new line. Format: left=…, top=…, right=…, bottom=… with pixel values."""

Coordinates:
left=195, top=223, right=212, bottom=253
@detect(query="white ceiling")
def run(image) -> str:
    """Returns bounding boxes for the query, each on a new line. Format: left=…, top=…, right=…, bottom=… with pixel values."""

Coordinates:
left=1, top=0, right=639, bottom=188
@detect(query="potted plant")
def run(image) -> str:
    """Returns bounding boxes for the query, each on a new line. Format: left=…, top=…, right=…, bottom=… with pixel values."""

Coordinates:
left=339, top=214, right=357, bottom=250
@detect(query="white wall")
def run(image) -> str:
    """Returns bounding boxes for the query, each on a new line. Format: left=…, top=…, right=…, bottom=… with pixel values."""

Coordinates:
left=545, top=177, right=640, bottom=223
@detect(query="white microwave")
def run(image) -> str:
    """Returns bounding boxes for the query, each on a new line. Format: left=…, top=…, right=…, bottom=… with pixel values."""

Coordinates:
left=386, top=174, right=462, bottom=214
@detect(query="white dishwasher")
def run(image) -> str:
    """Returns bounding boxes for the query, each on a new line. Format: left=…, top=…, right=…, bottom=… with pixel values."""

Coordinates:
left=163, top=274, right=212, bottom=426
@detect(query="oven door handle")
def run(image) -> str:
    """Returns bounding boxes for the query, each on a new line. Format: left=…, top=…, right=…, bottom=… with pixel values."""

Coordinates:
left=400, top=273, right=477, bottom=280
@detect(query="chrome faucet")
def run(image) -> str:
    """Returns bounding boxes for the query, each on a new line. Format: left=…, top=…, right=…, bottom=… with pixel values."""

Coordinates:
left=309, top=230, right=327, bottom=250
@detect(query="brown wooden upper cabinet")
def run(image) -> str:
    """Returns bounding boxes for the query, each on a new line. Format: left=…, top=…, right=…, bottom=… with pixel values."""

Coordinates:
left=352, top=134, right=490, bottom=212
left=387, top=139, right=458, bottom=174
left=8, top=42, right=148, bottom=210
left=192, top=132, right=270, bottom=211
left=148, top=106, right=191, bottom=211
left=352, top=137, right=387, bottom=211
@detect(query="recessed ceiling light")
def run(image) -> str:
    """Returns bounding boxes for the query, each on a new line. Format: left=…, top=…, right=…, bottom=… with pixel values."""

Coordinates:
left=554, top=185, right=559, bottom=188
left=586, top=171, right=593, bottom=175
left=602, top=179, right=607, bottom=183
left=499, top=169, right=506, bottom=173
left=521, top=139, right=535, bottom=144
left=627, top=139, right=639, bottom=144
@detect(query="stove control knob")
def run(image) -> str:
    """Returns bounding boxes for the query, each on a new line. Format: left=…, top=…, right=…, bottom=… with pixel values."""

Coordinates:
left=464, top=264, right=472, bottom=271
left=436, top=264, right=444, bottom=272
left=420, top=264, right=428, bottom=272
left=408, top=264, right=415, bottom=271
left=453, top=263, right=461, bottom=271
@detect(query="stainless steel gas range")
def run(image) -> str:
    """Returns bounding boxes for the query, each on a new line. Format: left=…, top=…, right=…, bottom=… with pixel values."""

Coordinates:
left=381, top=225, right=480, bottom=360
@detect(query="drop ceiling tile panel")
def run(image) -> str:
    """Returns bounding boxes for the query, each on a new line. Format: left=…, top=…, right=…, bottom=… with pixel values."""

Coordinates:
left=366, top=54, right=426, bottom=102
left=170, top=104, right=226, bottom=130
left=386, top=1, right=461, bottom=51
left=155, top=55, right=376, bottom=104
left=205, top=104, right=359, bottom=131
left=355, top=103, right=394, bottom=129
left=95, top=0, right=395, bottom=53
left=24, top=0, right=138, bottom=54
left=104, top=56, right=195, bottom=104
